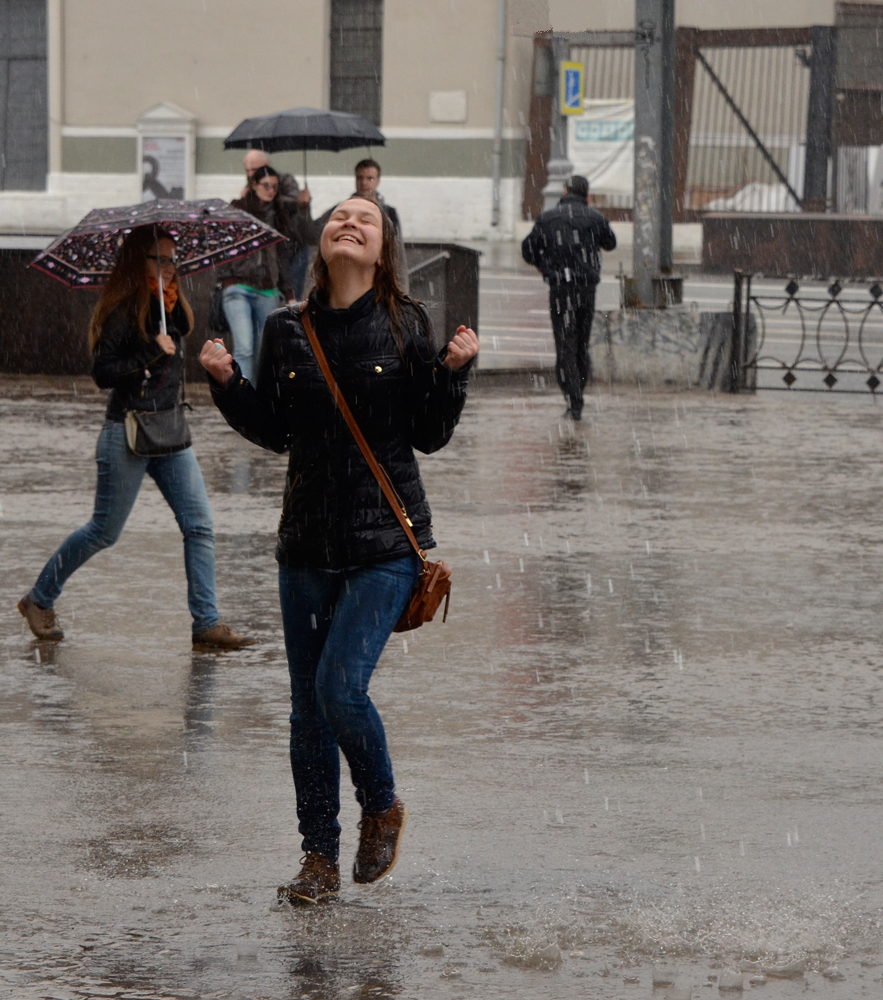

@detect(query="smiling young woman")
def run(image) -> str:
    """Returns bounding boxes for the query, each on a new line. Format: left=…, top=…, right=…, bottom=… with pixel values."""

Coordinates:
left=199, top=194, right=478, bottom=904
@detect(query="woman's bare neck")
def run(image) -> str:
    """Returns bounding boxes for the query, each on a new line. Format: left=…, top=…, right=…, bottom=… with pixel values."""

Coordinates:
left=326, top=263, right=374, bottom=310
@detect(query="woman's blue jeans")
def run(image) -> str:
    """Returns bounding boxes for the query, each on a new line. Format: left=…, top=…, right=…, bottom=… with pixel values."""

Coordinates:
left=278, top=554, right=420, bottom=862
left=30, top=421, right=219, bottom=636
left=221, top=285, right=281, bottom=382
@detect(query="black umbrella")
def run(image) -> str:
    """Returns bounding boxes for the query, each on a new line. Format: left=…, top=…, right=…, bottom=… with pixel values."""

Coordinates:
left=224, top=107, right=385, bottom=181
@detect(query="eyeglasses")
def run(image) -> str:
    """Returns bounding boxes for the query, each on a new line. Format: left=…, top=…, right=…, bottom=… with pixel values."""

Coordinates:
left=255, top=180, right=278, bottom=190
left=146, top=254, right=178, bottom=267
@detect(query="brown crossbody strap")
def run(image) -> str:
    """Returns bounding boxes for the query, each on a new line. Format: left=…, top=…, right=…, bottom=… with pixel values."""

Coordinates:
left=300, top=306, right=426, bottom=563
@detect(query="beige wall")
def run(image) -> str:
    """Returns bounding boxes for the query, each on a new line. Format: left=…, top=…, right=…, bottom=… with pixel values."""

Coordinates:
left=504, top=34, right=536, bottom=131
left=57, top=0, right=880, bottom=133
left=383, top=0, right=501, bottom=128
left=381, top=0, right=537, bottom=131
left=63, top=0, right=534, bottom=133
left=63, top=0, right=326, bottom=127
left=549, top=0, right=841, bottom=31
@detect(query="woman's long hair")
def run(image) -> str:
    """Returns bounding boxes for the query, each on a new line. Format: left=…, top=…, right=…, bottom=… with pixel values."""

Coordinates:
left=88, top=225, right=193, bottom=352
left=310, top=194, right=410, bottom=350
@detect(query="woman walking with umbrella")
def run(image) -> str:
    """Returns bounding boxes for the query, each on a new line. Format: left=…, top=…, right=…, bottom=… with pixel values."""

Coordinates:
left=200, top=195, right=478, bottom=901
left=18, top=224, right=253, bottom=650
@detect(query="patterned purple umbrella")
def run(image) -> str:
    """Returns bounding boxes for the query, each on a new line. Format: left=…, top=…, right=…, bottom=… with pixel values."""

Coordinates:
left=30, top=198, right=286, bottom=288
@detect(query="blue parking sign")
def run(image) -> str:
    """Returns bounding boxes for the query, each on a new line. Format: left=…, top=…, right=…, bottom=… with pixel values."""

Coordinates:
left=560, top=61, right=584, bottom=116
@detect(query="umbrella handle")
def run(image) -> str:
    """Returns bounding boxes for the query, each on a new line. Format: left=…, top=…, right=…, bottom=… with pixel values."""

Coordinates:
left=155, top=233, right=169, bottom=339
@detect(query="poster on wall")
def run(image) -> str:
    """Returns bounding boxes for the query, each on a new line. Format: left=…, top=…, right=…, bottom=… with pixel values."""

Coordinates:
left=141, top=136, right=186, bottom=201
left=566, top=99, right=634, bottom=207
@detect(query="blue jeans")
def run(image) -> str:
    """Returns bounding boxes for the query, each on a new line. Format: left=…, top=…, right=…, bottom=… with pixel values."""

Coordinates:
left=30, top=421, right=219, bottom=636
left=289, top=246, right=311, bottom=301
left=221, top=285, right=282, bottom=382
left=278, top=555, right=421, bottom=862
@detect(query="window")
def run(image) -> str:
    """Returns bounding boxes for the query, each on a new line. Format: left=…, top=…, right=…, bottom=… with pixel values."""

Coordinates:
left=329, top=0, right=383, bottom=126
left=0, top=0, right=47, bottom=191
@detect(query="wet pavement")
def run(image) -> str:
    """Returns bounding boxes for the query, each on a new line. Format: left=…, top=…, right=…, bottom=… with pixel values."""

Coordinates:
left=2, top=373, right=883, bottom=999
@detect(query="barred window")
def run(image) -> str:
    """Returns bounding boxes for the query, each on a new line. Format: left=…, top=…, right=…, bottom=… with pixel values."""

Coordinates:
left=329, top=0, right=383, bottom=126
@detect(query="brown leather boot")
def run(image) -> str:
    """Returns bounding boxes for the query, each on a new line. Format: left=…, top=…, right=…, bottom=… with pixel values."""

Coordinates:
left=277, top=853, right=340, bottom=904
left=192, top=623, right=255, bottom=650
left=18, top=595, right=64, bottom=641
left=353, top=797, right=408, bottom=884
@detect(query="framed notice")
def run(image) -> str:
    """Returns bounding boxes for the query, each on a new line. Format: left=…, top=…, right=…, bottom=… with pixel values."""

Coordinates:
left=141, top=136, right=186, bottom=201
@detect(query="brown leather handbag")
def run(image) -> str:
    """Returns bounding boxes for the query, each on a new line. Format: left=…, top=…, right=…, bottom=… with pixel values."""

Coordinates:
left=300, top=307, right=451, bottom=632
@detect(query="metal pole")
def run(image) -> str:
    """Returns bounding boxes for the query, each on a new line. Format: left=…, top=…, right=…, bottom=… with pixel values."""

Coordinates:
left=541, top=35, right=574, bottom=212
left=659, top=1, right=675, bottom=272
left=744, top=271, right=753, bottom=390
left=802, top=25, right=836, bottom=212
left=491, top=0, right=506, bottom=227
left=633, top=0, right=675, bottom=306
left=155, top=230, right=169, bottom=339
left=731, top=268, right=743, bottom=392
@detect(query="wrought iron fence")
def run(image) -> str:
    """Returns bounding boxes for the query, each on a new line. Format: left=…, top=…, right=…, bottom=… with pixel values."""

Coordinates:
left=739, top=271, right=883, bottom=393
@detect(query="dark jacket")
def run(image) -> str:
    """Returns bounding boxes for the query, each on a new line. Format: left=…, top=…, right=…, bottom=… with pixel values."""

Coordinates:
left=521, top=194, right=616, bottom=286
left=217, top=194, right=315, bottom=296
left=210, top=290, right=470, bottom=570
left=92, top=298, right=189, bottom=422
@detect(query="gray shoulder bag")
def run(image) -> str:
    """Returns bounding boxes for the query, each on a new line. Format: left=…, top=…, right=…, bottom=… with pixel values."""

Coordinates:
left=125, top=347, right=192, bottom=457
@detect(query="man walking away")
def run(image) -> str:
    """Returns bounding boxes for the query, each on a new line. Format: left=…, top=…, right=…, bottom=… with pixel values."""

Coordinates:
left=521, top=175, right=616, bottom=420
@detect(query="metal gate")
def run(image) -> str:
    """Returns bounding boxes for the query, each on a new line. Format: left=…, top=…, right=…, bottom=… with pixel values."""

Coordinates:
left=524, top=27, right=819, bottom=221
left=684, top=34, right=811, bottom=213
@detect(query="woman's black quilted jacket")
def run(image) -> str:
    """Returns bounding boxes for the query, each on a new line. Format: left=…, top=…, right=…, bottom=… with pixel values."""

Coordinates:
left=210, top=289, right=471, bottom=569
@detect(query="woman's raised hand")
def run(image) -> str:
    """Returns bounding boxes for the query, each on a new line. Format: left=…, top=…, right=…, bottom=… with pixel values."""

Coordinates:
left=444, top=326, right=479, bottom=371
left=156, top=333, right=177, bottom=356
left=199, top=338, right=235, bottom=386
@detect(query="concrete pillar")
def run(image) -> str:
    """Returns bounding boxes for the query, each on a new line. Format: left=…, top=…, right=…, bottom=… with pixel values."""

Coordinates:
left=542, top=35, right=574, bottom=212
left=633, top=0, right=675, bottom=306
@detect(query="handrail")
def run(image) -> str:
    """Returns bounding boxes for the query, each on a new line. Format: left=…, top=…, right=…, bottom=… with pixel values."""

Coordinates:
left=407, top=251, right=450, bottom=277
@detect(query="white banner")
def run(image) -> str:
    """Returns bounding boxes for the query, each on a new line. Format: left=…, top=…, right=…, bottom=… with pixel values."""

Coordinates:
left=566, top=99, right=634, bottom=205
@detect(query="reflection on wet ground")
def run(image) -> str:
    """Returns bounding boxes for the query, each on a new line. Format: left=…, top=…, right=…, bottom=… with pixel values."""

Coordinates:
left=2, top=374, right=883, bottom=999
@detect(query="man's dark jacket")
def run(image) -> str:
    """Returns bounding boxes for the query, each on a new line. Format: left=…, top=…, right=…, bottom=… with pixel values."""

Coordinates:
left=521, top=194, right=616, bottom=286
left=210, top=290, right=470, bottom=570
